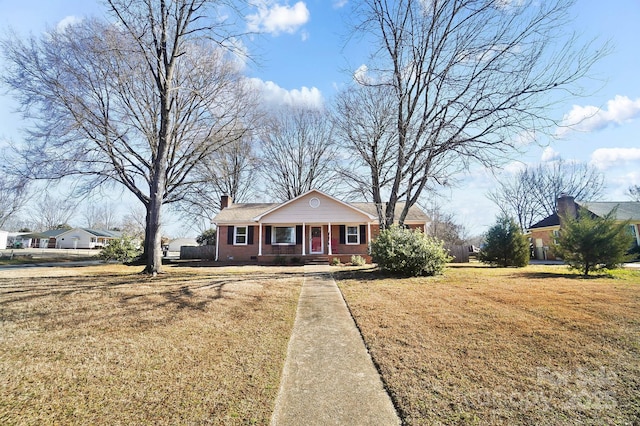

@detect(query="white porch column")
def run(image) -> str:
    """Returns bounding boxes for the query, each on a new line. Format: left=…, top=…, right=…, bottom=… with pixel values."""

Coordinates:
left=215, top=225, right=219, bottom=261
left=328, top=222, right=332, bottom=255
left=367, top=222, right=372, bottom=253
left=258, top=222, right=263, bottom=256
left=302, top=222, right=306, bottom=256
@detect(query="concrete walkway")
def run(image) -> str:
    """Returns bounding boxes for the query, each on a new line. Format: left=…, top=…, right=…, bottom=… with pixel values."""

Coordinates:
left=271, top=265, right=400, bottom=425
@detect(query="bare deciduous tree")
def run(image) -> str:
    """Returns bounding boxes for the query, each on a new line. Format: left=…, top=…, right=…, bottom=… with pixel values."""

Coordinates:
left=2, top=0, right=255, bottom=274
left=175, top=135, right=259, bottom=232
left=32, top=192, right=78, bottom=231
left=628, top=185, right=640, bottom=202
left=333, top=84, right=396, bottom=219
left=260, top=106, right=338, bottom=201
left=82, top=203, right=119, bottom=230
left=120, top=205, right=147, bottom=240
left=0, top=173, right=30, bottom=229
left=488, top=159, right=605, bottom=230
left=487, top=168, right=540, bottom=232
left=420, top=200, right=468, bottom=246
left=344, top=0, right=606, bottom=228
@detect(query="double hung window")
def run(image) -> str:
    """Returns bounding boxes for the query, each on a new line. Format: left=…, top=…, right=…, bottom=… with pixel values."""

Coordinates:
left=346, top=226, right=359, bottom=244
left=234, top=226, right=247, bottom=245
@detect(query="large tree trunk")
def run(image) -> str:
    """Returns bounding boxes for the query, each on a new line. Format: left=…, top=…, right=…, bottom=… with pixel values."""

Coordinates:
left=143, top=195, right=164, bottom=275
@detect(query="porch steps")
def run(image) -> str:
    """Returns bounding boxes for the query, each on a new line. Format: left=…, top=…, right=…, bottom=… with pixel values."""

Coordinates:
left=304, top=256, right=329, bottom=265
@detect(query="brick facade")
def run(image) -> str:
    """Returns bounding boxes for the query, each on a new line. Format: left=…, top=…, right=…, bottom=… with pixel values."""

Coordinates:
left=212, top=189, right=430, bottom=264
left=217, top=223, right=427, bottom=264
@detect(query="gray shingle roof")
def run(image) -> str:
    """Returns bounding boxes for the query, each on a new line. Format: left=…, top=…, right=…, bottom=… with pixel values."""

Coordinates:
left=529, top=213, right=560, bottom=229
left=578, top=201, right=640, bottom=221
left=213, top=203, right=278, bottom=223
left=350, top=202, right=429, bottom=222
left=528, top=201, right=640, bottom=231
left=212, top=201, right=429, bottom=223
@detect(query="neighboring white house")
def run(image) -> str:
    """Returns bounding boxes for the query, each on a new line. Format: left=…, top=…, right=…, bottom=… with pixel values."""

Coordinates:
left=7, top=232, right=39, bottom=248
left=0, top=230, right=8, bottom=250
left=56, top=228, right=123, bottom=249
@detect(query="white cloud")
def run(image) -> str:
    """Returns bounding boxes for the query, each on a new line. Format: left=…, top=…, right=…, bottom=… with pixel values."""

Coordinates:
left=247, top=1, right=310, bottom=36
left=249, top=78, right=324, bottom=109
left=353, top=64, right=369, bottom=84
left=502, top=161, right=526, bottom=175
left=56, top=15, right=82, bottom=32
left=333, top=0, right=348, bottom=8
left=556, top=95, right=640, bottom=138
left=541, top=146, right=560, bottom=162
left=589, top=147, right=640, bottom=170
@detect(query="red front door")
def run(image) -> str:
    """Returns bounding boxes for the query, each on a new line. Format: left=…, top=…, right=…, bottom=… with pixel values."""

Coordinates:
left=310, top=226, right=323, bottom=254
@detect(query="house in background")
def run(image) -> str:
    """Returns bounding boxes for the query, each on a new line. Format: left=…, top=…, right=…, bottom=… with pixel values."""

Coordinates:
left=528, top=195, right=640, bottom=260
left=55, top=228, right=123, bottom=249
left=0, top=230, right=8, bottom=250
left=6, top=232, right=46, bottom=248
left=212, top=189, right=430, bottom=264
left=39, top=229, right=71, bottom=248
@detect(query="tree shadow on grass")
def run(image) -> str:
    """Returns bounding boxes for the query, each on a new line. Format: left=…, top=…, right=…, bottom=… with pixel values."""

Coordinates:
left=0, top=270, right=289, bottom=330
left=509, top=270, right=616, bottom=280
left=332, top=268, right=417, bottom=282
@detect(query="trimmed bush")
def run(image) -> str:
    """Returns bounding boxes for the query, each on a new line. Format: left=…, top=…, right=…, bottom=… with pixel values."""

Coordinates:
left=370, top=225, right=452, bottom=277
left=196, top=228, right=217, bottom=246
left=99, top=236, right=141, bottom=264
left=330, top=257, right=341, bottom=266
left=554, top=208, right=633, bottom=275
left=350, top=255, right=366, bottom=266
left=478, top=215, right=529, bottom=267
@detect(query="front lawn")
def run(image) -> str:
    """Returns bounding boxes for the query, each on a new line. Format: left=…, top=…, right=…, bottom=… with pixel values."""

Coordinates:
left=0, top=264, right=303, bottom=424
left=336, top=264, right=640, bottom=425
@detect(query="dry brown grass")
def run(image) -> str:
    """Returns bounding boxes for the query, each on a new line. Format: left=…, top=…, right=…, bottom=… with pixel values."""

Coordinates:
left=336, top=264, right=640, bottom=425
left=0, top=264, right=303, bottom=425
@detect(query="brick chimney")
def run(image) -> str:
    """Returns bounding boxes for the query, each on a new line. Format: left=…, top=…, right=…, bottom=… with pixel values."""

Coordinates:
left=557, top=194, right=577, bottom=220
left=220, top=194, right=232, bottom=210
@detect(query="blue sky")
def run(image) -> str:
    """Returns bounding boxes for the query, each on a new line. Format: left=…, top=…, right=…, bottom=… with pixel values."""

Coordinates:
left=1, top=0, right=639, bottom=237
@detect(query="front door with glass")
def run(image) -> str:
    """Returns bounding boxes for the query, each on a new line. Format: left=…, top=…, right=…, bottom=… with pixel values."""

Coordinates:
left=310, top=226, right=323, bottom=254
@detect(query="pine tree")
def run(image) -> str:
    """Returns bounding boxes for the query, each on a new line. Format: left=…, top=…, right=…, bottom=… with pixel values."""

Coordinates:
left=479, top=215, right=530, bottom=267
left=554, top=209, right=633, bottom=275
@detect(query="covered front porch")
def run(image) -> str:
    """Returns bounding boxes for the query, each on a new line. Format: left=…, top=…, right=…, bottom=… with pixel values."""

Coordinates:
left=256, top=223, right=373, bottom=263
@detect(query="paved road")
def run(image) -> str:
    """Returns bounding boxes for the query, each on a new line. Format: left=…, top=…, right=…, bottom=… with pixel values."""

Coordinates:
left=0, top=260, right=104, bottom=270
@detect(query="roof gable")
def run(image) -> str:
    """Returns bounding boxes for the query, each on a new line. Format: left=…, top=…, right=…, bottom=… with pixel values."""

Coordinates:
left=256, top=190, right=377, bottom=223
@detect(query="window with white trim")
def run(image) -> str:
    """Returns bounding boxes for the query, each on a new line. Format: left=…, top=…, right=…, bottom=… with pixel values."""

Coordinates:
left=273, top=226, right=295, bottom=245
left=234, top=226, right=247, bottom=245
left=346, top=226, right=359, bottom=244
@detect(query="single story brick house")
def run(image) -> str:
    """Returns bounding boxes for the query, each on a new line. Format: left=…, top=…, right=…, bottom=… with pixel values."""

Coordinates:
left=528, top=195, right=640, bottom=260
left=211, top=189, right=430, bottom=263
